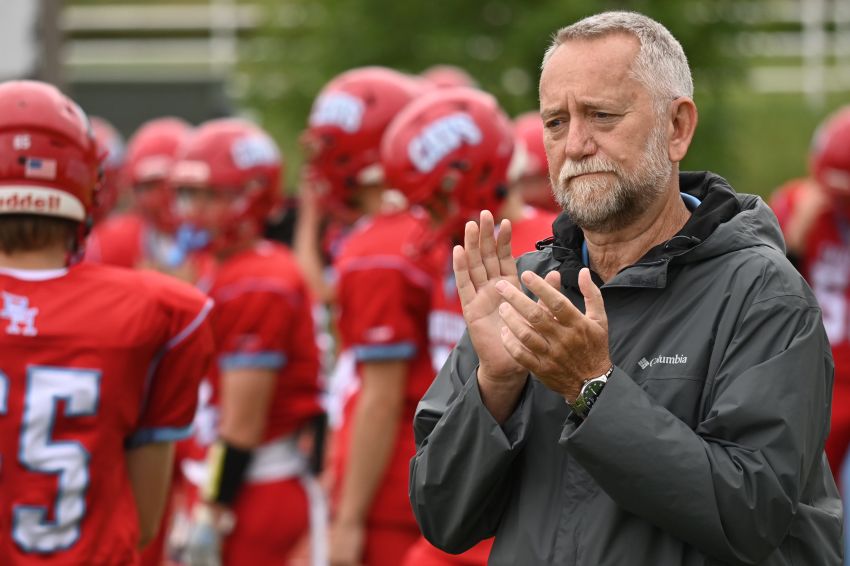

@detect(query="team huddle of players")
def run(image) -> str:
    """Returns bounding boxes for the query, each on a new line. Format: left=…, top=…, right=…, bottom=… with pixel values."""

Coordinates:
left=1, top=65, right=850, bottom=566
left=0, top=66, right=559, bottom=566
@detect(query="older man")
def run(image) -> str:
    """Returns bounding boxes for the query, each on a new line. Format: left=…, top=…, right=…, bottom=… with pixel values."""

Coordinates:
left=409, top=11, right=842, bottom=566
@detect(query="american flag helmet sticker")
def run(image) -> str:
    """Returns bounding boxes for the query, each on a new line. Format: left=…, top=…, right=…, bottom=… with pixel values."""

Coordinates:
left=24, top=158, right=57, bottom=180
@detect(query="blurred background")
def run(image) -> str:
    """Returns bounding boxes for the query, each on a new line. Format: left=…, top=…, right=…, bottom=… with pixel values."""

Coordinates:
left=5, top=0, right=849, bottom=196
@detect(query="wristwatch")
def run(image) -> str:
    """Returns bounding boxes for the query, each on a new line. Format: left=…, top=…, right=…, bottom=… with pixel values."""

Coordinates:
left=568, top=366, right=614, bottom=424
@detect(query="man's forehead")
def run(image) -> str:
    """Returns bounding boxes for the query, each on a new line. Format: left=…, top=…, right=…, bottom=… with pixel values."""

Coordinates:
left=539, top=33, right=641, bottom=103
left=546, top=32, right=640, bottom=69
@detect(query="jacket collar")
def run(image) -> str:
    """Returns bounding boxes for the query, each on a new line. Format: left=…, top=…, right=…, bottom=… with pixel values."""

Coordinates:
left=539, top=172, right=741, bottom=291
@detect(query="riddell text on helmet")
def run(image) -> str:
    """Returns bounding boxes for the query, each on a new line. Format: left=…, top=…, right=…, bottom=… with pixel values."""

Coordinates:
left=0, top=192, right=61, bottom=213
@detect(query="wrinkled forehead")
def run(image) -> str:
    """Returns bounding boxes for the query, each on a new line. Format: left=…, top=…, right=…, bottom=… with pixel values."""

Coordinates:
left=539, top=34, right=644, bottom=105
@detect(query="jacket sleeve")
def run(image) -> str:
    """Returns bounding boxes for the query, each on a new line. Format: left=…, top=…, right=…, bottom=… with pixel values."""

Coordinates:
left=409, top=330, right=533, bottom=553
left=564, top=294, right=836, bottom=565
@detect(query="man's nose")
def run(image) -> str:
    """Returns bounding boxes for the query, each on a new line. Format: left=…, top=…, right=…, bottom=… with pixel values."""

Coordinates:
left=564, top=118, right=595, bottom=162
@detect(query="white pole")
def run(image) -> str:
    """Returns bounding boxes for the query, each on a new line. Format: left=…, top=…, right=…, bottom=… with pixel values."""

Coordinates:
left=209, top=0, right=238, bottom=76
left=801, top=0, right=826, bottom=108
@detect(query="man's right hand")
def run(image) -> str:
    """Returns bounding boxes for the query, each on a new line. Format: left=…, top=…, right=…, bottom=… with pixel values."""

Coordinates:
left=453, top=211, right=528, bottom=420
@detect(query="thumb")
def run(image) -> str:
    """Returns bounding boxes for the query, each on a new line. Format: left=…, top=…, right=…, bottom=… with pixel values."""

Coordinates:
left=578, top=268, right=607, bottom=331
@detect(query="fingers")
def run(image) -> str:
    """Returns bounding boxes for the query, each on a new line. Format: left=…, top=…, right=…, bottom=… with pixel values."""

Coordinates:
left=520, top=270, right=581, bottom=324
left=499, top=302, right=550, bottom=353
left=496, top=218, right=519, bottom=285
left=478, top=210, right=501, bottom=280
left=463, top=220, right=488, bottom=289
left=452, top=245, right=477, bottom=309
left=578, top=268, right=608, bottom=331
left=496, top=279, right=557, bottom=331
left=544, top=270, right=561, bottom=289
left=500, top=325, right=541, bottom=372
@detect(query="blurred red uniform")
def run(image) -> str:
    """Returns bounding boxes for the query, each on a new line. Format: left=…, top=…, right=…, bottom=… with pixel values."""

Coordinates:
left=0, top=264, right=213, bottom=565
left=181, top=241, right=324, bottom=564
left=332, top=209, right=441, bottom=565
left=379, top=88, right=517, bottom=566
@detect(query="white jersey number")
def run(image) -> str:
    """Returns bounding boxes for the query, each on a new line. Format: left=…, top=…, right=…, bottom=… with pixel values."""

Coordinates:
left=0, top=366, right=101, bottom=553
left=811, top=254, right=849, bottom=344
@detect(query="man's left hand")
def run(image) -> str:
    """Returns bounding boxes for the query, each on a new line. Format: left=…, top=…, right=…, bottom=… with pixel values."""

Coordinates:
left=496, top=267, right=611, bottom=402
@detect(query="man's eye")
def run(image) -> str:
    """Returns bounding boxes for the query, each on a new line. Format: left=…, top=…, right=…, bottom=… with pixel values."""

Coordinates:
left=592, top=112, right=615, bottom=120
left=545, top=118, right=564, bottom=129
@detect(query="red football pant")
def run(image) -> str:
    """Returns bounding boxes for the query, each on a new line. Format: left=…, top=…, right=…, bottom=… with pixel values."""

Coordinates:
left=401, top=537, right=493, bottom=566
left=826, top=376, right=850, bottom=489
left=222, top=478, right=310, bottom=565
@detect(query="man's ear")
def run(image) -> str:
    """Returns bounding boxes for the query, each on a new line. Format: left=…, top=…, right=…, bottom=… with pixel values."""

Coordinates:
left=668, top=97, right=698, bottom=164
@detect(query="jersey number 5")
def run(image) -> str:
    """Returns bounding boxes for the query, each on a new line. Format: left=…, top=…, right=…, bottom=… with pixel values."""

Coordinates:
left=0, top=366, right=101, bottom=554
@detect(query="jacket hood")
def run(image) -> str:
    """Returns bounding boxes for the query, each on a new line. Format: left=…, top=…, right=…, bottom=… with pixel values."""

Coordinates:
left=543, top=171, right=786, bottom=288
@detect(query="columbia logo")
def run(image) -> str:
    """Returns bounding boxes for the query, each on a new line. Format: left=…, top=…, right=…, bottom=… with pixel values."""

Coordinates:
left=638, top=354, right=688, bottom=369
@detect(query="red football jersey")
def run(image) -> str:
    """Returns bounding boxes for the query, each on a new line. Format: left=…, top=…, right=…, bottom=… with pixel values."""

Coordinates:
left=772, top=180, right=850, bottom=378
left=332, top=210, right=440, bottom=526
left=0, top=263, right=213, bottom=565
left=510, top=206, right=557, bottom=258
left=84, top=212, right=146, bottom=268
left=768, top=179, right=803, bottom=234
left=202, top=241, right=322, bottom=444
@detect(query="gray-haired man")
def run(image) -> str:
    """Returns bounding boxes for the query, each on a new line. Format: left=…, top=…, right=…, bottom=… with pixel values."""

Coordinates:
left=409, top=11, right=842, bottom=565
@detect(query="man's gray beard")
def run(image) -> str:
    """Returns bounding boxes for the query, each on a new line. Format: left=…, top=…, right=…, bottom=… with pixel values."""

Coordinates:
left=552, top=124, right=672, bottom=233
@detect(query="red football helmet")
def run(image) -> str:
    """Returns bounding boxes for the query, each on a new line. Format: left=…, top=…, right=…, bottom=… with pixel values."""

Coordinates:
left=810, top=106, right=850, bottom=200
left=512, top=112, right=548, bottom=179
left=125, top=117, right=192, bottom=230
left=303, top=67, right=421, bottom=207
left=170, top=118, right=281, bottom=250
left=381, top=87, right=514, bottom=234
left=0, top=80, right=101, bottom=228
left=511, top=111, right=559, bottom=212
left=421, top=65, right=479, bottom=89
left=90, top=116, right=126, bottom=223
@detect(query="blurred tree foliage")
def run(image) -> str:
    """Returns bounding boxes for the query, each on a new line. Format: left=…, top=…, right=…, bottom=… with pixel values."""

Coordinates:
left=239, top=0, right=743, bottom=189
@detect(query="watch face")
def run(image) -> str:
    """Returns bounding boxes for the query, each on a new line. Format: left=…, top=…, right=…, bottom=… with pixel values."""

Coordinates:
left=574, top=377, right=608, bottom=419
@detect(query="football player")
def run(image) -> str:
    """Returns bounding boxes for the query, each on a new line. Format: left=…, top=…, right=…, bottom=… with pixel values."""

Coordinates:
left=301, top=66, right=435, bottom=566
left=379, top=87, right=518, bottom=566
left=0, top=80, right=214, bottom=565
left=769, top=106, right=850, bottom=481
left=170, top=118, right=325, bottom=566
left=86, top=117, right=192, bottom=271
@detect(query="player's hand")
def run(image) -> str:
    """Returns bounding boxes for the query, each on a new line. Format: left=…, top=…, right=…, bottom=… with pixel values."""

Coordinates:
left=496, top=268, right=611, bottom=402
left=453, top=210, right=526, bottom=385
left=180, top=504, right=230, bottom=566
left=328, top=519, right=365, bottom=566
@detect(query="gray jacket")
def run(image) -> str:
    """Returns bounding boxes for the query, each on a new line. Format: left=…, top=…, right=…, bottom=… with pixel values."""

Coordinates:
left=409, top=172, right=843, bottom=565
